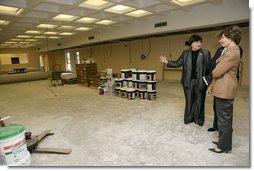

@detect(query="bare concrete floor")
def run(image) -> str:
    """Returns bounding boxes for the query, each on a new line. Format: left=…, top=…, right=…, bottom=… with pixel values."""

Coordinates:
left=0, top=80, right=250, bottom=166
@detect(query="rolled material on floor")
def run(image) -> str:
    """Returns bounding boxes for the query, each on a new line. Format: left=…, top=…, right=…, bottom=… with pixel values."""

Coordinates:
left=0, top=71, right=50, bottom=84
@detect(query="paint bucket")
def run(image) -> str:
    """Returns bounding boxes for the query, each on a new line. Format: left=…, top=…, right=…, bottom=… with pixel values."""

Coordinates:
left=146, top=81, right=156, bottom=91
left=0, top=124, right=31, bottom=166
left=146, top=70, right=156, bottom=81
left=120, top=87, right=127, bottom=98
left=132, top=70, right=137, bottom=80
left=138, top=81, right=147, bottom=90
left=138, top=70, right=147, bottom=81
left=139, top=90, right=147, bottom=99
left=98, top=86, right=104, bottom=95
left=127, top=78, right=133, bottom=88
left=121, top=69, right=130, bottom=79
left=114, top=78, right=123, bottom=87
left=147, top=90, right=157, bottom=100
left=135, top=89, right=139, bottom=97
left=133, top=80, right=138, bottom=89
left=114, top=87, right=120, bottom=97
left=122, top=79, right=127, bottom=87
left=126, top=88, right=136, bottom=100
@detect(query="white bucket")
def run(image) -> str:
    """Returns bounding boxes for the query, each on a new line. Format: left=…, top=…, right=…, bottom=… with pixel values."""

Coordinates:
left=127, top=78, right=133, bottom=88
left=147, top=90, right=157, bottom=100
left=139, top=90, right=147, bottom=99
left=138, top=70, right=147, bottom=81
left=126, top=88, right=136, bottom=100
left=121, top=69, right=130, bottom=79
left=0, top=124, right=31, bottom=166
left=146, top=81, right=156, bottom=91
left=146, top=70, right=156, bottom=81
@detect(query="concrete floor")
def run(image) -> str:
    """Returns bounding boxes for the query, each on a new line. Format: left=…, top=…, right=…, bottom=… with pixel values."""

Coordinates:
left=0, top=80, right=250, bottom=166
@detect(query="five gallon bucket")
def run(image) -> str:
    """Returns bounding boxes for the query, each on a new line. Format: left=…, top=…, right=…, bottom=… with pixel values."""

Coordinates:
left=0, top=124, right=31, bottom=166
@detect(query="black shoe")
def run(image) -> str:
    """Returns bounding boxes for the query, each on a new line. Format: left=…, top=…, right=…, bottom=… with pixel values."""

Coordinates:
left=212, top=141, right=218, bottom=145
left=208, top=148, right=229, bottom=153
left=207, top=127, right=218, bottom=132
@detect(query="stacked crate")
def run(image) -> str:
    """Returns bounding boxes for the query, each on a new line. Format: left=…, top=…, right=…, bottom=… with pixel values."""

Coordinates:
left=76, top=63, right=97, bottom=87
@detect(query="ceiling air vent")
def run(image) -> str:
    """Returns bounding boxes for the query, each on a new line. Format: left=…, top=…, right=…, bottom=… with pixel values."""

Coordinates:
left=155, top=22, right=167, bottom=28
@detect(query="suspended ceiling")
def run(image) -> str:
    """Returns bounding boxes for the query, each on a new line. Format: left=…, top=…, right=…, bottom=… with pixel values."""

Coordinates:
left=0, top=0, right=249, bottom=50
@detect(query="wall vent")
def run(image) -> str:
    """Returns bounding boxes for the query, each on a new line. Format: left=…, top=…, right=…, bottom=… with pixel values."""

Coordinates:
left=88, top=36, right=94, bottom=40
left=155, top=22, right=167, bottom=28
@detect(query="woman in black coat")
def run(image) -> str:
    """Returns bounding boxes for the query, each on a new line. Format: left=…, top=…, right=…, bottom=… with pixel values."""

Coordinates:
left=160, top=34, right=212, bottom=126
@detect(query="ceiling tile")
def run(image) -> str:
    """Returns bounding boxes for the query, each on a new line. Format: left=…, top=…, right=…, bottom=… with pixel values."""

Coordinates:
left=33, top=3, right=60, bottom=13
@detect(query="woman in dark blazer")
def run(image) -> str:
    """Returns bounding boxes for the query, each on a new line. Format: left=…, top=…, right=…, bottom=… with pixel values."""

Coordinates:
left=160, top=34, right=211, bottom=126
left=207, top=26, right=241, bottom=153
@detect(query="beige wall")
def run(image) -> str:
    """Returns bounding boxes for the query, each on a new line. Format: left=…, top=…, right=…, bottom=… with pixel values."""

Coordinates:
left=0, top=48, right=42, bottom=71
left=56, top=26, right=248, bottom=85
left=0, top=27, right=249, bottom=86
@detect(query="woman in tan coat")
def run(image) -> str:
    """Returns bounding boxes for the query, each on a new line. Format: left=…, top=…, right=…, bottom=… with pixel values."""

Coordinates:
left=207, top=26, right=241, bottom=153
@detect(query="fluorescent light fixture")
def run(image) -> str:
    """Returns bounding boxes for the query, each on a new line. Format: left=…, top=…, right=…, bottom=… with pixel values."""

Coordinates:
left=48, top=36, right=60, bottom=39
left=37, top=24, right=58, bottom=29
left=0, top=5, right=24, bottom=15
left=79, top=0, right=112, bottom=10
left=95, top=20, right=116, bottom=25
left=105, top=5, right=135, bottom=14
left=10, top=39, right=23, bottom=41
left=25, top=39, right=37, bottom=41
left=25, top=30, right=42, bottom=34
left=171, top=0, right=205, bottom=6
left=58, top=26, right=76, bottom=30
left=75, top=27, right=92, bottom=31
left=5, top=42, right=17, bottom=44
left=34, top=36, right=46, bottom=39
left=76, top=17, right=99, bottom=23
left=19, top=42, right=30, bottom=44
left=43, top=31, right=58, bottom=35
left=17, top=35, right=31, bottom=38
left=59, top=32, right=74, bottom=35
left=53, top=14, right=79, bottom=21
left=125, top=10, right=152, bottom=17
left=0, top=20, right=10, bottom=25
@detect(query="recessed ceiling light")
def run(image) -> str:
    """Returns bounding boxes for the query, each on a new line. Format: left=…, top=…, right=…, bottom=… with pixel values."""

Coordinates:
left=25, top=30, right=42, bottom=34
left=53, top=14, right=79, bottom=21
left=10, top=39, right=23, bottom=41
left=43, top=32, right=59, bottom=35
left=34, top=36, right=46, bottom=39
left=0, top=5, right=24, bottom=15
left=37, top=24, right=58, bottom=29
left=105, top=5, right=135, bottom=14
left=48, top=36, right=60, bottom=39
left=17, top=35, right=31, bottom=38
left=75, top=27, right=92, bottom=31
left=95, top=20, right=116, bottom=25
left=0, top=20, right=10, bottom=25
left=59, top=32, right=75, bottom=35
left=171, top=0, right=205, bottom=6
left=5, top=42, right=17, bottom=44
left=76, top=17, right=100, bottom=23
left=79, top=0, right=113, bottom=10
left=125, top=10, right=152, bottom=17
left=25, top=39, right=37, bottom=42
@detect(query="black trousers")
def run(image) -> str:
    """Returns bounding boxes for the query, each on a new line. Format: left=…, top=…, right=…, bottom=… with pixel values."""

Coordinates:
left=214, top=96, right=234, bottom=151
left=212, top=97, right=218, bottom=129
left=183, top=79, right=206, bottom=126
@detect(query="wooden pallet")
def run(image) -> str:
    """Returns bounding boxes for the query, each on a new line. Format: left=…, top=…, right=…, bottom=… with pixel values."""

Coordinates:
left=62, top=77, right=78, bottom=84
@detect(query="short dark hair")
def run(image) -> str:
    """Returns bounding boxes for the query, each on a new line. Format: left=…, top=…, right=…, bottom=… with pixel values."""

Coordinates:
left=188, top=34, right=202, bottom=46
left=220, top=26, right=241, bottom=45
